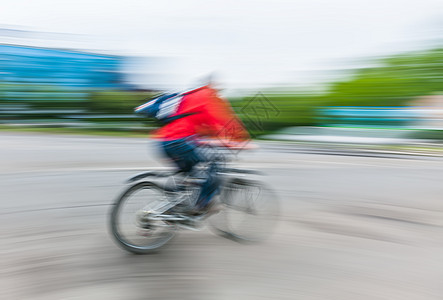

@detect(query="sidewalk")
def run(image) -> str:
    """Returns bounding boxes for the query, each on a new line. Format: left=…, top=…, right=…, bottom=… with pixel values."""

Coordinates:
left=261, top=126, right=443, bottom=157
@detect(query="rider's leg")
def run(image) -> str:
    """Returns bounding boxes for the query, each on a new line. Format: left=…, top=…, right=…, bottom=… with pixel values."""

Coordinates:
left=195, top=162, right=220, bottom=210
left=161, top=139, right=221, bottom=213
left=161, top=138, right=201, bottom=173
left=161, top=138, right=203, bottom=209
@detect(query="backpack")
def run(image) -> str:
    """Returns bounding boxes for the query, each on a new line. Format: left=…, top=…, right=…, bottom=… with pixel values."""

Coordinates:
left=135, top=92, right=191, bottom=124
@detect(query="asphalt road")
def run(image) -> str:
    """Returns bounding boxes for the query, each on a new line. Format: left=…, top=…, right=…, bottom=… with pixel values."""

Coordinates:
left=2, top=132, right=443, bottom=300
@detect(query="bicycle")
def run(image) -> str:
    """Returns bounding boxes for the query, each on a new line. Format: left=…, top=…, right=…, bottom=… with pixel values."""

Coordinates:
left=109, top=143, right=280, bottom=254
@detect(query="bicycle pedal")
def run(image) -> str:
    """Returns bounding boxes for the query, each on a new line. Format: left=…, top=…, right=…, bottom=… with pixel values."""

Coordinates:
left=176, top=223, right=202, bottom=231
left=158, top=214, right=187, bottom=221
left=176, top=216, right=204, bottom=231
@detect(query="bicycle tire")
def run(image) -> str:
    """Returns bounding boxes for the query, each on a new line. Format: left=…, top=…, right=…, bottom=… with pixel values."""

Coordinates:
left=109, top=181, right=177, bottom=254
left=209, top=178, right=280, bottom=243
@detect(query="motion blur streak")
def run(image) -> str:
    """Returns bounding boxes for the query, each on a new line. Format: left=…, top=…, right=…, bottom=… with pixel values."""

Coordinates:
left=2, top=133, right=443, bottom=299
left=3, top=36, right=443, bottom=144
left=2, top=0, right=443, bottom=298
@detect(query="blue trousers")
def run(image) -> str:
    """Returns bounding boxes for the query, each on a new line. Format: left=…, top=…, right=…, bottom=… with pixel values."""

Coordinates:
left=160, top=138, right=218, bottom=208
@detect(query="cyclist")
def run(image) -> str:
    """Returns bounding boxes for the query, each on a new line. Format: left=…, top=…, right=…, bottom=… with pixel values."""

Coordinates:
left=136, top=83, right=250, bottom=215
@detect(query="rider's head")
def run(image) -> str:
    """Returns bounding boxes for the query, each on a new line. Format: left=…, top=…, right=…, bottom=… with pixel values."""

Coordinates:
left=191, top=72, right=222, bottom=91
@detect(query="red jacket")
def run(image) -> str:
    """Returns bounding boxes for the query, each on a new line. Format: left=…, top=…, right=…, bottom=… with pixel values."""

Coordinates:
left=151, top=86, right=249, bottom=143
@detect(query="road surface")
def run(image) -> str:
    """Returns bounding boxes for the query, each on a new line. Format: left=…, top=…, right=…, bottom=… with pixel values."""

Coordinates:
left=2, top=132, right=443, bottom=300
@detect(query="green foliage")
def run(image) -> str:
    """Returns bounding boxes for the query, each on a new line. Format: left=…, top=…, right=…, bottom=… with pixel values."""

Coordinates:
left=230, top=94, right=321, bottom=135
left=322, top=48, right=443, bottom=107
left=0, top=83, right=88, bottom=109
left=232, top=47, right=443, bottom=131
left=3, top=47, right=443, bottom=134
left=88, top=90, right=156, bottom=113
left=408, top=129, right=443, bottom=140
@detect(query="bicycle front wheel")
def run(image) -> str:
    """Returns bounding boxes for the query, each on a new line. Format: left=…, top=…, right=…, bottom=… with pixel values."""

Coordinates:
left=209, top=178, right=280, bottom=243
left=109, top=182, right=177, bottom=254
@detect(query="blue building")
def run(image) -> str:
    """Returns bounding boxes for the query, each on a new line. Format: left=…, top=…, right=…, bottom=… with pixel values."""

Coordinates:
left=0, top=44, right=128, bottom=89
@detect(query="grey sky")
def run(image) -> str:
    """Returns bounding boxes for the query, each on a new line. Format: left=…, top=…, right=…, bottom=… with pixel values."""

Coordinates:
left=2, top=0, right=443, bottom=89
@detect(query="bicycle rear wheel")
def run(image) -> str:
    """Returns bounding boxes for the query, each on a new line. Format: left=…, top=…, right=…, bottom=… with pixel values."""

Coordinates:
left=209, top=178, right=280, bottom=243
left=110, top=182, right=177, bottom=254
